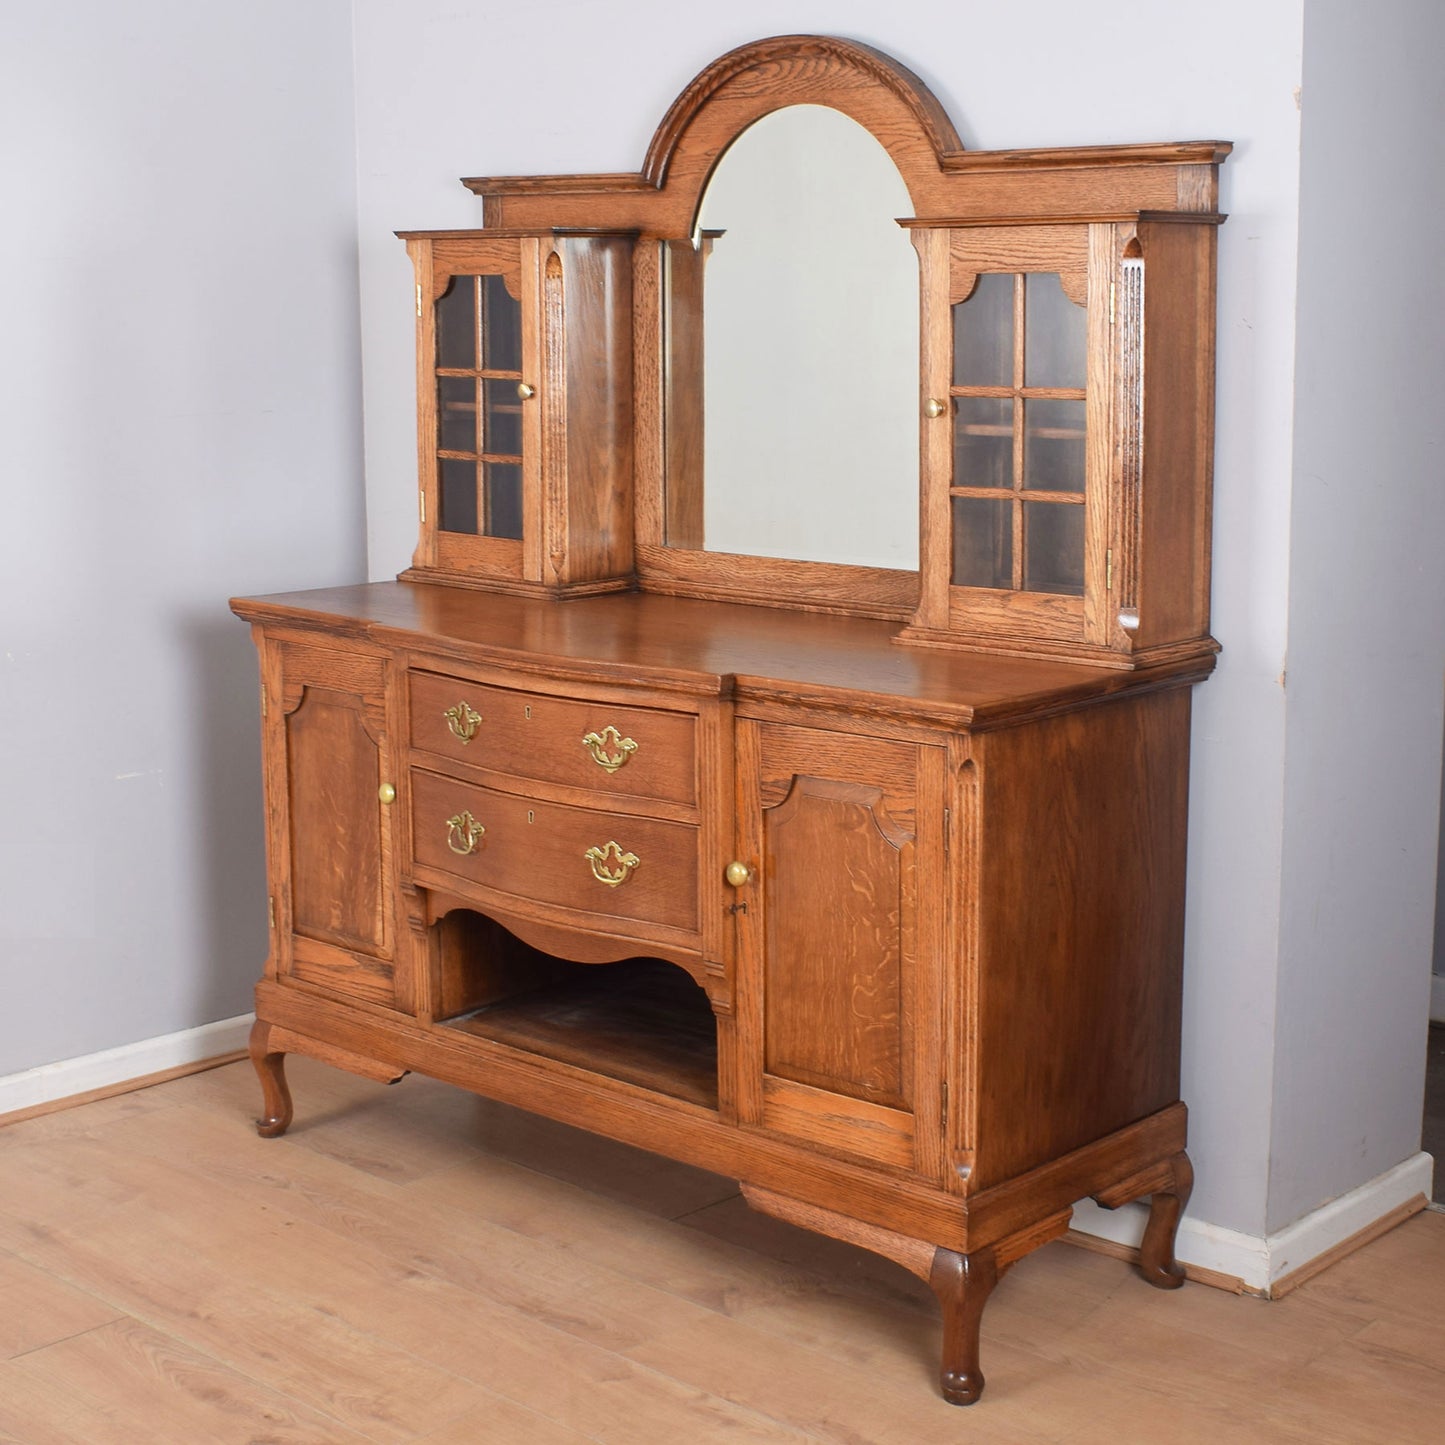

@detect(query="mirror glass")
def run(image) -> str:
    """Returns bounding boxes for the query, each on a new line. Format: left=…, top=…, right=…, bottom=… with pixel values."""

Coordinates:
left=663, top=105, right=919, bottom=571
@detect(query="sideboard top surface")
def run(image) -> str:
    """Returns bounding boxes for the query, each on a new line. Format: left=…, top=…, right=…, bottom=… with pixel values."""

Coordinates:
left=231, top=581, right=1209, bottom=728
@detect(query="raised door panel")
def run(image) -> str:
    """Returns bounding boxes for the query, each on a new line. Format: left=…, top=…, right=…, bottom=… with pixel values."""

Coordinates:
left=763, top=777, right=912, bottom=1109
left=736, top=721, right=945, bottom=1176
left=274, top=642, right=396, bottom=1006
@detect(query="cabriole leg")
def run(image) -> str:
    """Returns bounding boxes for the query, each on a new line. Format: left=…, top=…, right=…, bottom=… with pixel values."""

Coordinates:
left=248, top=1019, right=292, bottom=1138
left=1139, top=1149, right=1193, bottom=1289
left=929, top=1246, right=1000, bottom=1406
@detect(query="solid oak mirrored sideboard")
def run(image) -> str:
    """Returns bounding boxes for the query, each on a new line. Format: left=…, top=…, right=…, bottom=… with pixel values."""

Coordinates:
left=232, top=35, right=1229, bottom=1405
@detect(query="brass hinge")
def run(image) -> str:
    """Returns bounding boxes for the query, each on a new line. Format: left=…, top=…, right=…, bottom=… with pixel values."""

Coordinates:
left=1109, top=281, right=1117, bottom=325
left=419, top=489, right=426, bottom=524
left=941, top=1079, right=949, bottom=1129
left=415, top=283, right=422, bottom=319
left=943, top=806, right=951, bottom=855
left=1106, top=548, right=1114, bottom=591
left=260, top=687, right=267, bottom=718
left=267, top=895, right=275, bottom=929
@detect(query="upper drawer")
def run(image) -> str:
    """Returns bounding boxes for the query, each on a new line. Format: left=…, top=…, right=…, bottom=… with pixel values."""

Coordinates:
left=409, top=670, right=697, bottom=806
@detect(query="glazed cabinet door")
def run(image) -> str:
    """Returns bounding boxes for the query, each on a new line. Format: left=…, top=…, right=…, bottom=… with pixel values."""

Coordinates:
left=733, top=720, right=948, bottom=1177
left=260, top=636, right=400, bottom=1009
left=404, top=230, right=634, bottom=593
left=908, top=223, right=1118, bottom=658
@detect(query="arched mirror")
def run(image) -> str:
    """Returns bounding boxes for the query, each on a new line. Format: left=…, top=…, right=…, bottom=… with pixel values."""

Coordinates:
left=661, top=104, right=919, bottom=573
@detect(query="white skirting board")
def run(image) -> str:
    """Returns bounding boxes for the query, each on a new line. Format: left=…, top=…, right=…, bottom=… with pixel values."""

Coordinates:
left=1071, top=1151, right=1435, bottom=1294
left=0, top=1014, right=255, bottom=1117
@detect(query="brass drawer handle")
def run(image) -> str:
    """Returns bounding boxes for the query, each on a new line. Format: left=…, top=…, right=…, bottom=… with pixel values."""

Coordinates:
left=584, top=840, right=640, bottom=887
left=443, top=701, right=482, bottom=743
left=445, top=811, right=486, bottom=856
left=582, top=725, right=638, bottom=773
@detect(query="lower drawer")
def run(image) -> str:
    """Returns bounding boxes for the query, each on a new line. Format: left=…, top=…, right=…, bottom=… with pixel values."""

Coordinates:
left=410, top=768, right=699, bottom=934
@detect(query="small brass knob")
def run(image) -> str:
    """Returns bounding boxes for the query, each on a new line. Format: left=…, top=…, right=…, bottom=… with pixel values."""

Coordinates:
left=377, top=783, right=396, bottom=805
left=725, top=861, right=752, bottom=888
left=923, top=397, right=948, bottom=419
left=516, top=382, right=536, bottom=400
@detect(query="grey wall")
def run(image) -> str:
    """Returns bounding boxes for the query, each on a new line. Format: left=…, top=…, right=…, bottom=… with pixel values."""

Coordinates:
left=0, top=2, right=366, bottom=1073
left=1269, top=0, right=1445, bottom=1230
left=352, top=0, right=1308, bottom=1237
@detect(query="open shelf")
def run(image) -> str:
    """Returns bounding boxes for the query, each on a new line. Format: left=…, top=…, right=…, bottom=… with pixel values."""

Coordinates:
left=440, top=936, right=718, bottom=1109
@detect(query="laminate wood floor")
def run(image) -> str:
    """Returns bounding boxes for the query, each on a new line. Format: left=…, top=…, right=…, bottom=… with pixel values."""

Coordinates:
left=2, top=1058, right=1442, bottom=1443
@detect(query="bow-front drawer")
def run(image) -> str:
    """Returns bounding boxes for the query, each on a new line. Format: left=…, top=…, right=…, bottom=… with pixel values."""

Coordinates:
left=410, top=767, right=699, bottom=933
left=409, top=670, right=697, bottom=805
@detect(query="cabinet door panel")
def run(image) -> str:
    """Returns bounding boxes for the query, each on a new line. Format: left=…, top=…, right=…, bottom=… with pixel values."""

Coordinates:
left=763, top=776, right=912, bottom=1109
left=737, top=721, right=941, bottom=1174
left=271, top=642, right=396, bottom=1006
left=286, top=686, right=387, bottom=953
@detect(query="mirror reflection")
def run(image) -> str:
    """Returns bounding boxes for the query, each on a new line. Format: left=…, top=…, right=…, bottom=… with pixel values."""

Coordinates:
left=664, top=105, right=919, bottom=571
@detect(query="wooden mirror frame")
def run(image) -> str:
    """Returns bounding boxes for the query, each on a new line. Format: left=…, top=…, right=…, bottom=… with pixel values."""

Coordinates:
left=461, top=34, right=1228, bottom=626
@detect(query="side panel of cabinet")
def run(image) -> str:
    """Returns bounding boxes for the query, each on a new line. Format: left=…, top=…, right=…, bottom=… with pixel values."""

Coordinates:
left=966, top=686, right=1191, bottom=1189
left=734, top=719, right=946, bottom=1178
left=261, top=635, right=398, bottom=1008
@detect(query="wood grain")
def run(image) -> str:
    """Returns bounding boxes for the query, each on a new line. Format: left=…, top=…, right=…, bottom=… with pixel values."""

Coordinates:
left=409, top=766, right=700, bottom=934
left=234, top=583, right=1209, bottom=731
left=969, top=689, right=1191, bottom=1188
left=408, top=665, right=698, bottom=806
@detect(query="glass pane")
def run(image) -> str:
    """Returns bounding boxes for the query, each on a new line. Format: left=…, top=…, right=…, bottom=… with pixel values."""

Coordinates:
left=436, top=276, right=476, bottom=370
left=1024, top=398, right=1085, bottom=493
left=481, top=274, right=522, bottom=373
left=484, top=462, right=523, bottom=539
left=439, top=458, right=478, bottom=534
left=952, top=496, right=1013, bottom=589
left=437, top=376, right=476, bottom=454
left=953, top=397, right=1013, bottom=490
left=482, top=378, right=522, bottom=458
left=1024, top=501, right=1085, bottom=595
left=952, top=272, right=1012, bottom=387
left=1024, top=272, right=1086, bottom=390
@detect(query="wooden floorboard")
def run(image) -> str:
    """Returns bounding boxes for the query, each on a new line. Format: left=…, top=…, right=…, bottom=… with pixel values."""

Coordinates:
left=0, top=1058, right=1441, bottom=1443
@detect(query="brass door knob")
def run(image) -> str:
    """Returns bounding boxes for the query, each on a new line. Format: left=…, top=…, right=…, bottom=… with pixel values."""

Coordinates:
left=377, top=782, right=396, bottom=805
left=516, top=382, right=536, bottom=400
left=725, top=861, right=752, bottom=888
left=923, top=397, right=948, bottom=418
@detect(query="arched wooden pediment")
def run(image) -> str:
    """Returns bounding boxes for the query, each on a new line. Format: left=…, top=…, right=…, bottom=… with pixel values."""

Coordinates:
left=640, top=34, right=962, bottom=215
left=462, top=34, right=1228, bottom=233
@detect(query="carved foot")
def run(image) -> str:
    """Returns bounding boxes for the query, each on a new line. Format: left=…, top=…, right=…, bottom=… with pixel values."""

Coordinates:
left=248, top=1019, right=293, bottom=1138
left=1139, top=1150, right=1193, bottom=1290
left=929, top=1246, right=1000, bottom=1405
left=1093, top=1148, right=1193, bottom=1290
